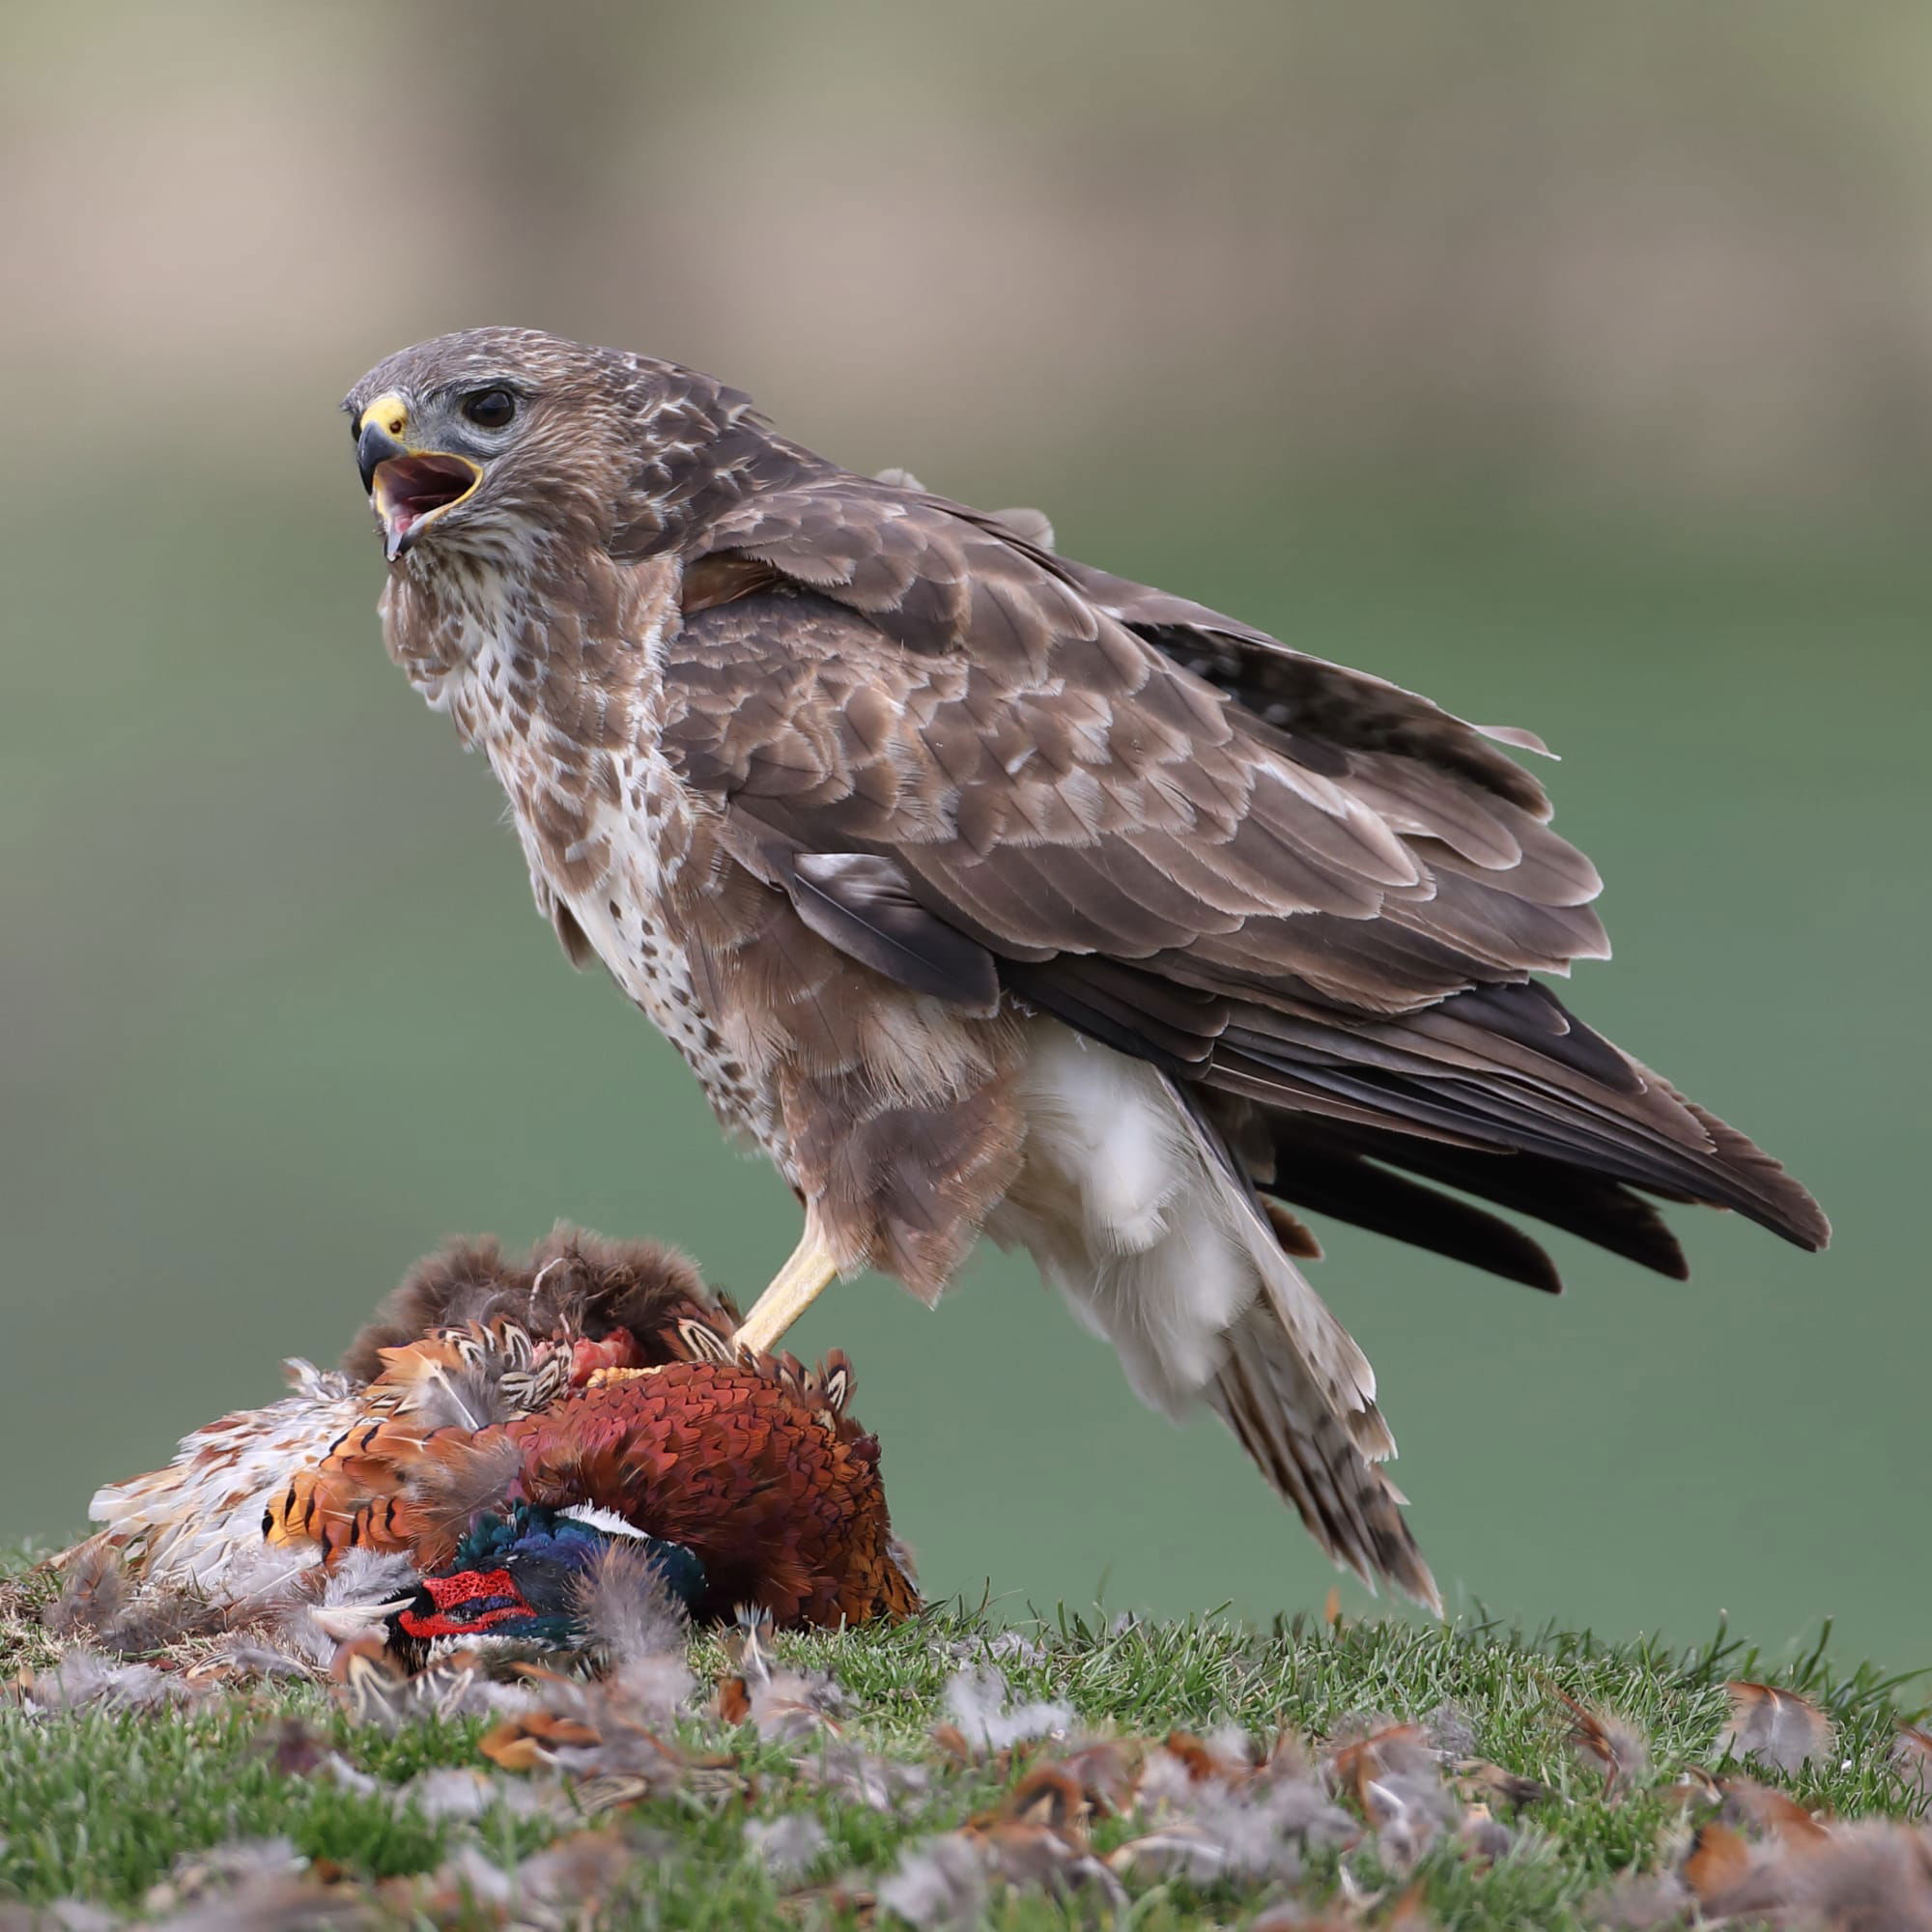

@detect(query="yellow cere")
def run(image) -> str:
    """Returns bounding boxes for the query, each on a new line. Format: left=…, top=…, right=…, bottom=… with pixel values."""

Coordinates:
left=358, top=392, right=411, bottom=440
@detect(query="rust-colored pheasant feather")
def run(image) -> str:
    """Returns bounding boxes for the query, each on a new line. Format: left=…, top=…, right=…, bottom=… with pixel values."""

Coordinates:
left=509, top=1350, right=914, bottom=1626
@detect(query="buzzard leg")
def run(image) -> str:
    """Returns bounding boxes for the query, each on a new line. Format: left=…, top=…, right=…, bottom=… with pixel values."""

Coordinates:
left=734, top=1218, right=840, bottom=1354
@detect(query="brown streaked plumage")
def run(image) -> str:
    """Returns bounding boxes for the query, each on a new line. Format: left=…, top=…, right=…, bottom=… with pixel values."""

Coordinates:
left=343, top=327, right=1829, bottom=1607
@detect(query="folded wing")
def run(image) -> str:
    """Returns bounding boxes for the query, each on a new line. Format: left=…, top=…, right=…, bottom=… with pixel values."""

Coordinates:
left=657, top=472, right=1826, bottom=1285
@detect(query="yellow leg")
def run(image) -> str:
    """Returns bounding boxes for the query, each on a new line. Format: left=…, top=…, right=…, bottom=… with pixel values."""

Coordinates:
left=734, top=1218, right=841, bottom=1354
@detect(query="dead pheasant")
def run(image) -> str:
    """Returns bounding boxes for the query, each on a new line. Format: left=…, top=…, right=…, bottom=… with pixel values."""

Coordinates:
left=270, top=1336, right=917, bottom=1629
left=71, top=1229, right=917, bottom=1632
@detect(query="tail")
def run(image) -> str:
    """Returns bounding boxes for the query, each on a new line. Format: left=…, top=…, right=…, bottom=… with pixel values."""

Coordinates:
left=1194, top=1111, right=1440, bottom=1611
left=1205, top=1282, right=1439, bottom=1611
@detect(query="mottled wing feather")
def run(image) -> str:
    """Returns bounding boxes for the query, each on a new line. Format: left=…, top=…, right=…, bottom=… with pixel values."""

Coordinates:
left=672, top=479, right=1598, bottom=1001
left=699, top=472, right=1558, bottom=809
left=666, top=591, right=1581, bottom=1000
left=751, top=838, right=1002, bottom=1013
left=1056, top=555, right=1560, bottom=813
left=659, top=475, right=1826, bottom=1258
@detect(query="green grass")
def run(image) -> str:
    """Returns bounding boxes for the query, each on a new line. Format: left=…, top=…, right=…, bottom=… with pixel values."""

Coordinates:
left=2, top=1551, right=1926, bottom=1928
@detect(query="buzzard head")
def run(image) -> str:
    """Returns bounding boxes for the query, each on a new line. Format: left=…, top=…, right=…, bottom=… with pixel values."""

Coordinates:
left=343, top=327, right=781, bottom=567
left=347, top=383, right=491, bottom=562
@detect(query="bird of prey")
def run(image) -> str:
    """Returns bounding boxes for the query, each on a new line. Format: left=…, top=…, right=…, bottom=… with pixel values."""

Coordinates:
left=342, top=328, right=1827, bottom=1607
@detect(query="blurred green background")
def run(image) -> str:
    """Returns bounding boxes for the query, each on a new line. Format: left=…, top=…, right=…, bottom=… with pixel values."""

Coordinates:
left=3, top=2, right=1927, bottom=1667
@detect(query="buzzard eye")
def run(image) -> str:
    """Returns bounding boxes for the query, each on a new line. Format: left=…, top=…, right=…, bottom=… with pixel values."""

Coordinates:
left=462, top=387, right=518, bottom=431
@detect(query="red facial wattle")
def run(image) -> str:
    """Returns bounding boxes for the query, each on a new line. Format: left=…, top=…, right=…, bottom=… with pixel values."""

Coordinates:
left=396, top=1566, right=534, bottom=1640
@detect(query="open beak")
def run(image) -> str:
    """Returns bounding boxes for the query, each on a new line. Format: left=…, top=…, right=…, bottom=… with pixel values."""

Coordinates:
left=354, top=397, right=482, bottom=560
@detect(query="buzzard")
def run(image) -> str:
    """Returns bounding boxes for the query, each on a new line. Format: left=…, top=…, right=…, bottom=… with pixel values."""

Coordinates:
left=343, top=328, right=1827, bottom=1607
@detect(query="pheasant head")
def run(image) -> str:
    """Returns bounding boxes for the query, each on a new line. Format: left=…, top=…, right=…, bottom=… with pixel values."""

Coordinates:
left=388, top=1503, right=705, bottom=1663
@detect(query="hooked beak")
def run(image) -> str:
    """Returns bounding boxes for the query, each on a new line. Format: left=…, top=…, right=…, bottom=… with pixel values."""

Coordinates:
left=353, top=393, right=483, bottom=560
